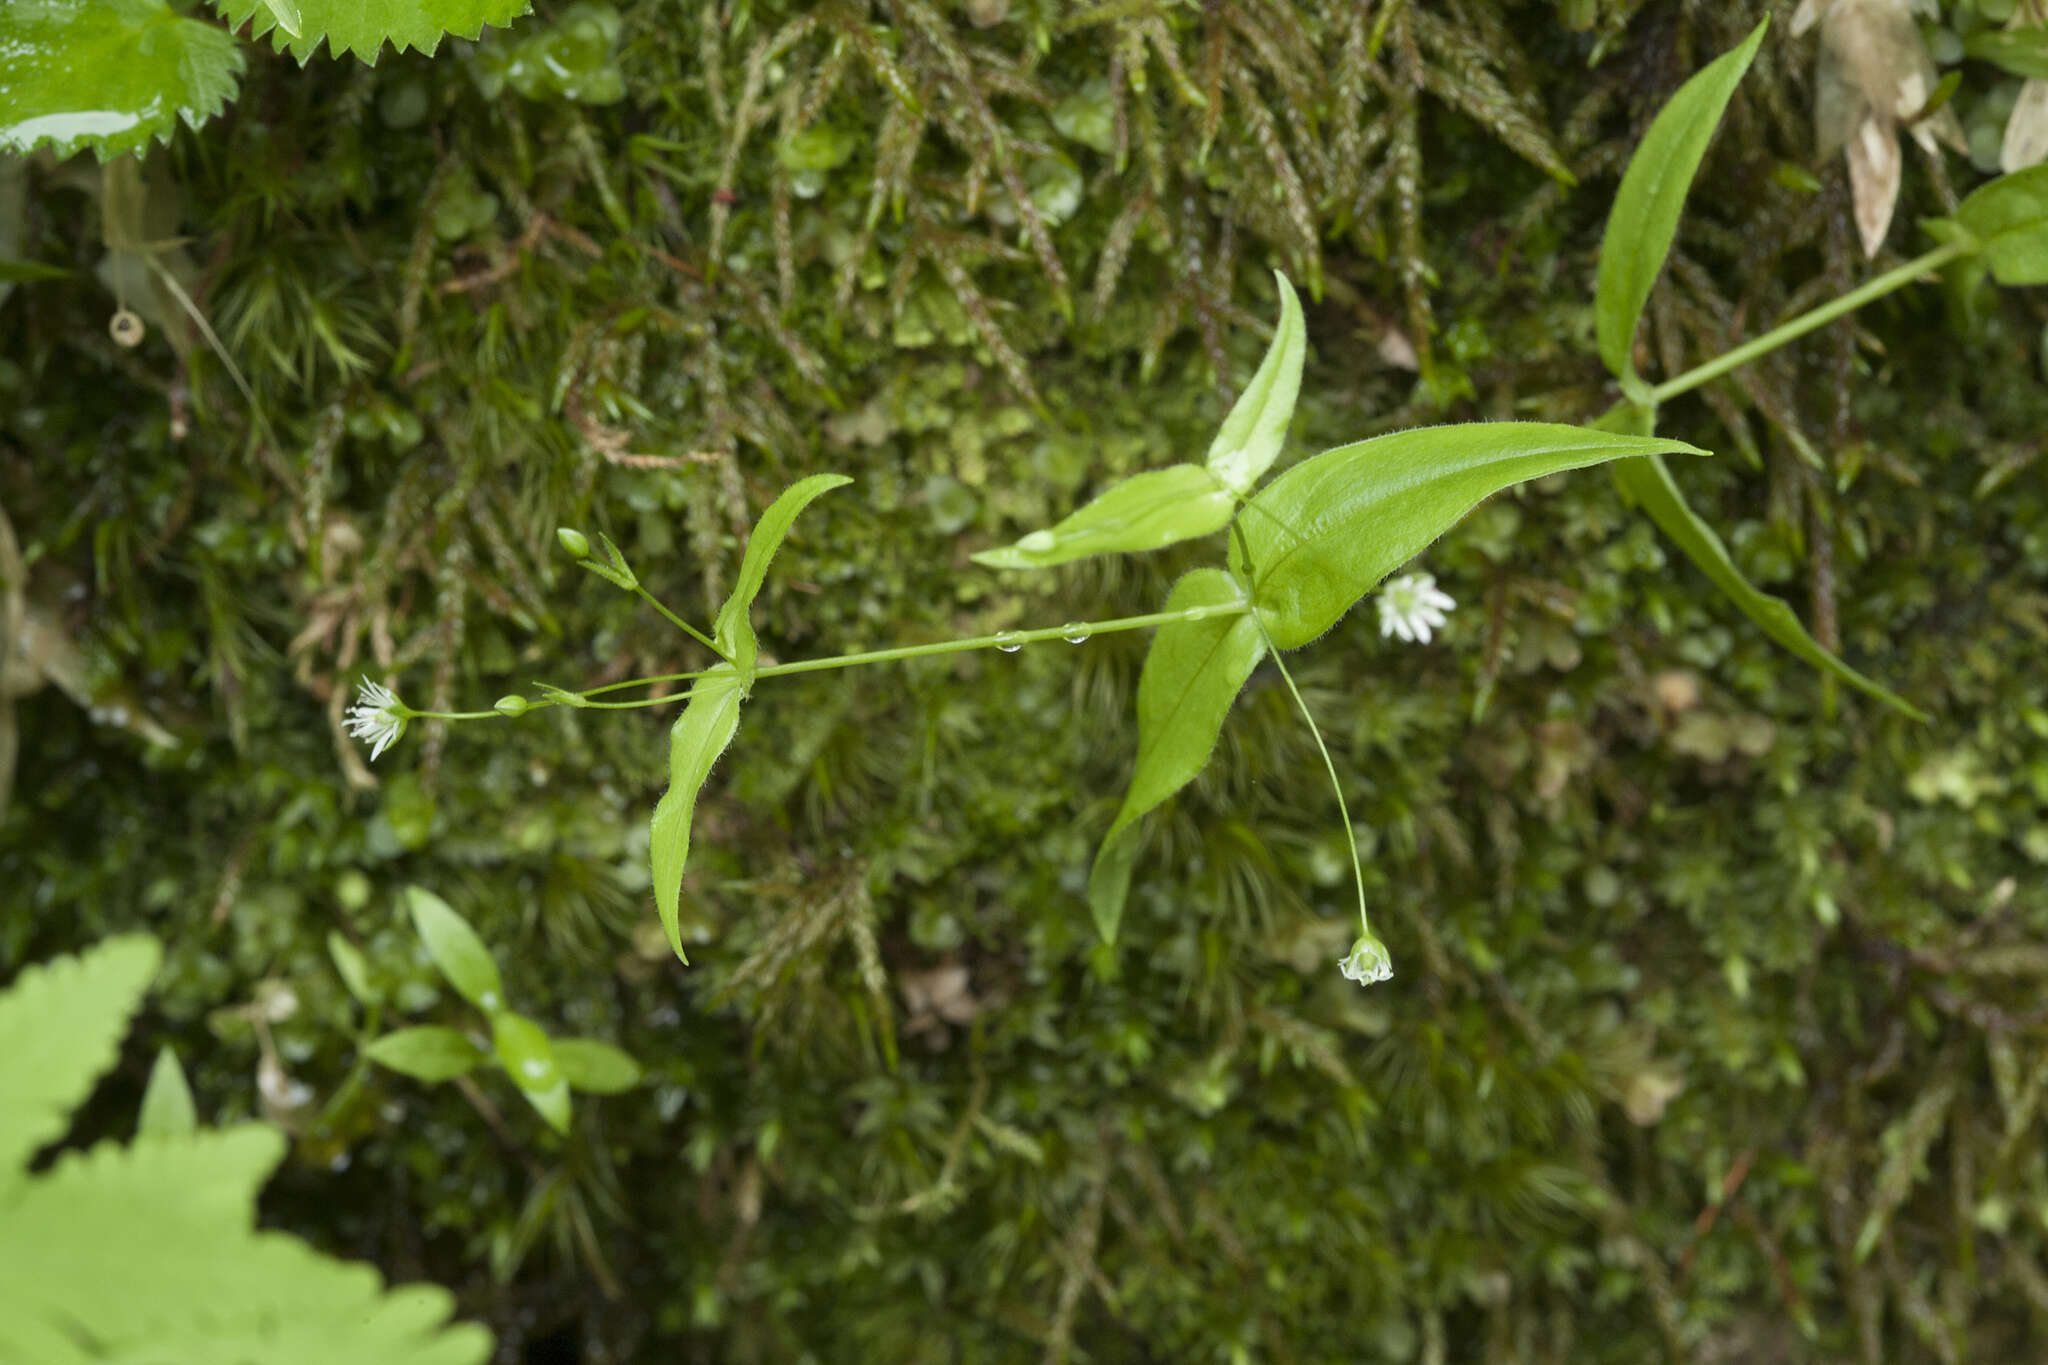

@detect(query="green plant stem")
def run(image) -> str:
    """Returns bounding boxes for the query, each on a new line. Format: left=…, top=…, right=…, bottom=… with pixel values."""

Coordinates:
left=1262, top=642, right=1370, bottom=934
left=404, top=708, right=503, bottom=721
left=633, top=584, right=726, bottom=658
left=1649, top=239, right=1971, bottom=405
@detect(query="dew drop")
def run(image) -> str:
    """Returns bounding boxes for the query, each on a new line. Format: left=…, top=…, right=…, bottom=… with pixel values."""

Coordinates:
left=1060, top=624, right=1091, bottom=644
left=994, top=631, right=1024, bottom=653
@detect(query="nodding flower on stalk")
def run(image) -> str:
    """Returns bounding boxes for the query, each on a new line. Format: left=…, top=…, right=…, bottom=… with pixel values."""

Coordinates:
left=343, top=678, right=408, bottom=762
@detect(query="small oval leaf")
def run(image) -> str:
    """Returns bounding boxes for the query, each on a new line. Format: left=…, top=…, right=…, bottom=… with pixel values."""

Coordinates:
left=366, top=1026, right=488, bottom=1082
left=1088, top=569, right=1266, bottom=943
left=1231, top=423, right=1708, bottom=650
left=327, top=930, right=377, bottom=1008
left=491, top=1012, right=570, bottom=1133
left=404, top=886, right=506, bottom=1013
left=650, top=664, right=747, bottom=963
left=714, top=473, right=853, bottom=679
left=1595, top=21, right=1768, bottom=384
left=136, top=1046, right=197, bottom=1139
left=971, top=465, right=1234, bottom=571
left=554, top=1038, right=644, bottom=1095
left=1956, top=162, right=2048, bottom=287
left=1206, top=269, right=1306, bottom=495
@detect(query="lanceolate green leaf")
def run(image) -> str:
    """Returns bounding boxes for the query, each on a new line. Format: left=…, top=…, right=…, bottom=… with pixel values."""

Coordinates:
left=209, top=0, right=532, bottom=63
left=366, top=1027, right=489, bottom=1082
left=404, top=887, right=505, bottom=1013
left=1206, top=270, right=1306, bottom=495
left=0, top=934, right=159, bottom=1192
left=554, top=1038, right=644, bottom=1094
left=0, top=1, right=244, bottom=161
left=1231, top=423, right=1708, bottom=650
left=713, top=473, right=853, bottom=679
left=1595, top=20, right=1767, bottom=385
left=1599, top=411, right=1925, bottom=718
left=971, top=465, right=1235, bottom=570
left=1088, top=570, right=1265, bottom=944
left=1955, top=162, right=2048, bottom=287
left=490, top=1012, right=570, bottom=1133
left=649, top=664, right=746, bottom=962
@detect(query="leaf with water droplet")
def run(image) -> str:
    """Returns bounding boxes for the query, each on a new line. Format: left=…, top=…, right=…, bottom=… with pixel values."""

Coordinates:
left=405, top=886, right=506, bottom=1014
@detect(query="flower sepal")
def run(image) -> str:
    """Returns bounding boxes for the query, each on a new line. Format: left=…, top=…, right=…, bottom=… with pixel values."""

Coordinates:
left=1338, top=932, right=1394, bottom=987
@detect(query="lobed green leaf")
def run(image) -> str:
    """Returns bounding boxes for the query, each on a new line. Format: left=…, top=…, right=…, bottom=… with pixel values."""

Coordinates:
left=1595, top=21, right=1767, bottom=385
left=1231, top=423, right=1708, bottom=650
left=404, top=886, right=505, bottom=1013
left=1088, top=570, right=1266, bottom=943
left=366, top=1027, right=489, bottom=1082
left=971, top=465, right=1234, bottom=571
left=1206, top=270, right=1306, bottom=495
left=136, top=1046, right=198, bottom=1140
left=649, top=664, right=746, bottom=962
left=209, top=0, right=532, bottom=63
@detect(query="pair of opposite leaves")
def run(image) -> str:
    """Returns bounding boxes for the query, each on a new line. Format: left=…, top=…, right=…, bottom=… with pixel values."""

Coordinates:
left=647, top=271, right=1708, bottom=952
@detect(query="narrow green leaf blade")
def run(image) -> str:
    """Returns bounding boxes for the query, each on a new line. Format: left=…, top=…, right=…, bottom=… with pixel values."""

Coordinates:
left=366, top=1027, right=488, bottom=1082
left=136, top=1046, right=197, bottom=1139
left=1610, top=449, right=1925, bottom=718
left=491, top=1012, right=570, bottom=1134
left=0, top=935, right=160, bottom=1189
left=649, top=663, right=746, bottom=962
left=1088, top=570, right=1266, bottom=943
left=404, top=887, right=506, bottom=1014
left=554, top=1038, right=644, bottom=1095
left=328, top=930, right=378, bottom=1007
left=1595, top=20, right=1768, bottom=383
left=1232, top=423, right=1708, bottom=650
left=712, top=473, right=852, bottom=678
left=1956, top=162, right=2048, bottom=286
left=971, top=465, right=1235, bottom=571
left=1206, top=270, right=1306, bottom=495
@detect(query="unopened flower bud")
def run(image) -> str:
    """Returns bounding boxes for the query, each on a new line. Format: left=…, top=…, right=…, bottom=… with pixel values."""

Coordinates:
left=556, top=527, right=592, bottom=559
left=494, top=695, right=530, bottom=717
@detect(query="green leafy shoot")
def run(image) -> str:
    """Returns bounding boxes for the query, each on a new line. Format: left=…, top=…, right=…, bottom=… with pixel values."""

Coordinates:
left=971, top=465, right=1235, bottom=571
left=1206, top=270, right=1307, bottom=495
left=0, top=0, right=245, bottom=160
left=649, top=664, right=746, bottom=962
left=712, top=473, right=853, bottom=681
left=552, top=1038, right=643, bottom=1095
left=1089, top=569, right=1266, bottom=943
left=405, top=885, right=505, bottom=1013
left=0, top=936, right=490, bottom=1363
left=1230, top=423, right=1709, bottom=650
left=365, top=1027, right=489, bottom=1082
left=209, top=0, right=532, bottom=63
left=1595, top=20, right=1767, bottom=389
left=1954, top=162, right=2048, bottom=287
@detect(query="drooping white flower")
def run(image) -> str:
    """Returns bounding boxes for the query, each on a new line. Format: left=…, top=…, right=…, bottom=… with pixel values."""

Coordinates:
left=1338, top=933, right=1394, bottom=987
left=343, top=677, right=408, bottom=761
left=1377, top=572, right=1455, bottom=644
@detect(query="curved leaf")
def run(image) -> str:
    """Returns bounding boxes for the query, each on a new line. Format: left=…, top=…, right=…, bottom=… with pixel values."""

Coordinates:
left=365, top=1027, right=488, bottom=1083
left=136, top=1046, right=197, bottom=1139
left=490, top=1012, right=569, bottom=1133
left=210, top=0, right=532, bottom=63
left=1965, top=28, right=2048, bottom=83
left=1231, top=423, right=1708, bottom=650
left=554, top=1038, right=644, bottom=1095
left=971, top=465, right=1235, bottom=571
left=1595, top=21, right=1767, bottom=385
left=1088, top=570, right=1266, bottom=943
left=1956, top=162, right=2048, bottom=287
left=0, top=1, right=243, bottom=161
left=713, top=473, right=852, bottom=679
left=1206, top=270, right=1306, bottom=495
left=649, top=663, right=746, bottom=962
left=403, top=886, right=505, bottom=1014
left=0, top=934, right=160, bottom=1190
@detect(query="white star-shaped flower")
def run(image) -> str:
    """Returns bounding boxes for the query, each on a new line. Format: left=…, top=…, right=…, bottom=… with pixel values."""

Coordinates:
left=1377, top=572, right=1455, bottom=644
left=1338, top=933, right=1394, bottom=987
left=343, top=677, right=408, bottom=761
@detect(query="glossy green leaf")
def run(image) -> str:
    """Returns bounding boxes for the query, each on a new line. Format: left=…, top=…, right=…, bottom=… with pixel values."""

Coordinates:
left=365, top=1027, right=488, bottom=1082
left=327, top=931, right=377, bottom=1008
left=1595, top=21, right=1767, bottom=385
left=1599, top=408, right=1925, bottom=718
left=1206, top=270, right=1306, bottom=495
left=713, top=473, right=852, bottom=679
left=1956, top=163, right=2048, bottom=287
left=649, top=663, right=745, bottom=962
left=136, top=1046, right=197, bottom=1139
left=1088, top=570, right=1266, bottom=944
left=1964, top=28, right=2048, bottom=82
left=0, top=1, right=244, bottom=161
left=209, top=0, right=532, bottom=63
left=554, top=1038, right=644, bottom=1094
left=403, top=886, right=505, bottom=1014
left=490, top=1012, right=570, bottom=1133
left=1231, top=423, right=1708, bottom=650
left=970, top=465, right=1235, bottom=571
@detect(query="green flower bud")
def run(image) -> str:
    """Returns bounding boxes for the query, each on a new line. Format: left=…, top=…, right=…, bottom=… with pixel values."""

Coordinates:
left=494, top=695, right=531, bottom=717
left=556, top=527, right=592, bottom=559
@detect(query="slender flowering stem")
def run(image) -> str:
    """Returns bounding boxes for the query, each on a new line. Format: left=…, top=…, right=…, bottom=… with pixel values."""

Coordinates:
left=633, top=584, right=727, bottom=659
